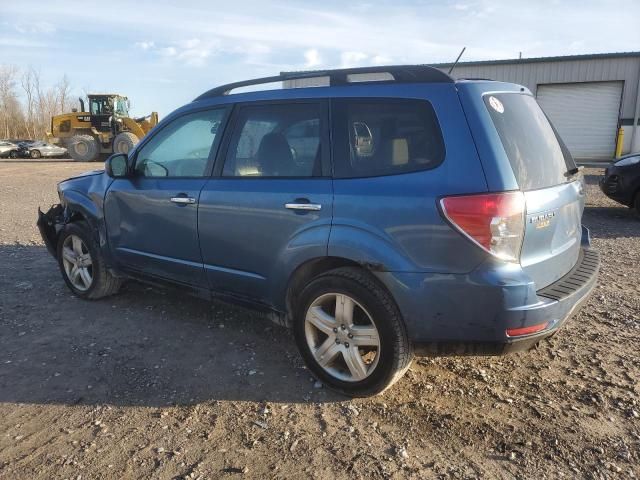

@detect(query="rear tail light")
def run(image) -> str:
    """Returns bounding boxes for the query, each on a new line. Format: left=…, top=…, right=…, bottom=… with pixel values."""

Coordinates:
left=440, top=191, right=525, bottom=262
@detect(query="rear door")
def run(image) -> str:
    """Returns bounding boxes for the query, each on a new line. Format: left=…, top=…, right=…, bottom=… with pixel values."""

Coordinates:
left=459, top=84, right=584, bottom=289
left=198, top=101, right=333, bottom=305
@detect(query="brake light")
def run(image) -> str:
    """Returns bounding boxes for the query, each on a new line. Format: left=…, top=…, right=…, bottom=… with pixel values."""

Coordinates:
left=440, top=191, right=525, bottom=262
left=506, top=322, right=549, bottom=337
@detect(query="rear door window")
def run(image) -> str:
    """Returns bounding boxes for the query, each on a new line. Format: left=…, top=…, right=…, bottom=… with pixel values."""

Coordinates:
left=484, top=93, right=576, bottom=190
left=332, top=98, right=445, bottom=178
left=223, top=103, right=325, bottom=177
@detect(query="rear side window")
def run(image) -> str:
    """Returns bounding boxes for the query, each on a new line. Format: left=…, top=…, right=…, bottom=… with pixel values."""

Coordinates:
left=223, top=103, right=324, bottom=177
left=332, top=98, right=445, bottom=178
left=484, top=93, right=576, bottom=190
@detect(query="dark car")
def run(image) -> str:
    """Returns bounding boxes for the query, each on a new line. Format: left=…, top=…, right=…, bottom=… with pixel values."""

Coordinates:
left=37, top=65, right=599, bottom=397
left=600, top=153, right=640, bottom=213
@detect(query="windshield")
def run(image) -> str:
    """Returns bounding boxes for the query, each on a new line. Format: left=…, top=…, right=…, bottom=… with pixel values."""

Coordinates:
left=114, top=98, right=128, bottom=116
left=484, top=93, right=576, bottom=191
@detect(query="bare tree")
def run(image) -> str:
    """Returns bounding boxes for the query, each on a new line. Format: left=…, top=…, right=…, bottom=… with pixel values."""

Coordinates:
left=0, top=65, right=19, bottom=138
left=0, top=65, right=76, bottom=140
left=21, top=67, right=37, bottom=139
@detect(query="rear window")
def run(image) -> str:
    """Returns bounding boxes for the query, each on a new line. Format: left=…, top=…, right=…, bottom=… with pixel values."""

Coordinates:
left=484, top=93, right=576, bottom=190
left=333, top=98, right=445, bottom=178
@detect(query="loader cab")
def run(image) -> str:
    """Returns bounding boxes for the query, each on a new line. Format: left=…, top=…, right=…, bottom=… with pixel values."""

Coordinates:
left=87, top=94, right=129, bottom=132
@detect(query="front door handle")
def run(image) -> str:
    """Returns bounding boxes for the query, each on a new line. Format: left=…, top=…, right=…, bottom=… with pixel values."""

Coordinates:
left=170, top=196, right=196, bottom=205
left=285, top=203, right=322, bottom=211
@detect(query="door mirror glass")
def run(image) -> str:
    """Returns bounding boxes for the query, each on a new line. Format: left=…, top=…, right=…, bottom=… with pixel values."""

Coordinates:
left=105, top=153, right=129, bottom=178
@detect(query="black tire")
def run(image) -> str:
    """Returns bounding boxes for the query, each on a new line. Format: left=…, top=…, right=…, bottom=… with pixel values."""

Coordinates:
left=9, top=150, right=18, bottom=159
left=68, top=134, right=99, bottom=162
left=634, top=191, right=640, bottom=217
left=56, top=221, right=122, bottom=299
left=293, top=267, right=413, bottom=397
left=112, top=132, right=139, bottom=155
left=30, top=149, right=41, bottom=159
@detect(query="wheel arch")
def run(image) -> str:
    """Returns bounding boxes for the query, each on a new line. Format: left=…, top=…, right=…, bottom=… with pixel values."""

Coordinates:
left=281, top=256, right=395, bottom=328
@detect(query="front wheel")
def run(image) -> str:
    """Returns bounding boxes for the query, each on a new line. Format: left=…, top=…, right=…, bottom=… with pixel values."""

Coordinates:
left=57, top=222, right=122, bottom=299
left=30, top=149, right=41, bottom=159
left=293, top=267, right=413, bottom=397
left=9, top=150, right=18, bottom=159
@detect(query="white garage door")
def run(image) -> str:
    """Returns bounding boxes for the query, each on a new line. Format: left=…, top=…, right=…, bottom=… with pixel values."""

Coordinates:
left=536, top=81, right=623, bottom=160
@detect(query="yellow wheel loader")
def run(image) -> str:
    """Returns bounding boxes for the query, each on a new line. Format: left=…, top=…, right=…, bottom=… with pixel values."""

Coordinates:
left=47, top=94, right=158, bottom=162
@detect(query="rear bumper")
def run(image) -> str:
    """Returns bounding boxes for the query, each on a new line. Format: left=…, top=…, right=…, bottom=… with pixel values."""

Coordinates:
left=376, top=228, right=600, bottom=356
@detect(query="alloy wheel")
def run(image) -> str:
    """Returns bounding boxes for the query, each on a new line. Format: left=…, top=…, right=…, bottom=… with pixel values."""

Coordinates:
left=61, top=234, right=93, bottom=291
left=304, top=293, right=380, bottom=382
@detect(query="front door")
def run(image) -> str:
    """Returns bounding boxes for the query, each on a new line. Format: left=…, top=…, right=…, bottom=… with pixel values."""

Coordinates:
left=198, top=101, right=333, bottom=305
left=104, top=107, right=228, bottom=288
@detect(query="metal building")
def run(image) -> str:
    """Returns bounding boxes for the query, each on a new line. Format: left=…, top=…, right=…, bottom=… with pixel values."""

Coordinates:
left=284, top=52, right=640, bottom=161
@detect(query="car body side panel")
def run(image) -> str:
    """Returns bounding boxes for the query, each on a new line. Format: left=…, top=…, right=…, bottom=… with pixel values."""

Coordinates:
left=329, top=84, right=490, bottom=274
left=455, top=81, right=523, bottom=192
left=57, top=172, right=113, bottom=254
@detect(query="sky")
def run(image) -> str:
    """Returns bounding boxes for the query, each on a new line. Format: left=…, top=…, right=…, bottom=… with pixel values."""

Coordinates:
left=1, top=0, right=639, bottom=117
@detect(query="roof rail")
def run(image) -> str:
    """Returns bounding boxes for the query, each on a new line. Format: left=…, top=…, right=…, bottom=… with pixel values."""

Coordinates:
left=194, top=65, right=454, bottom=100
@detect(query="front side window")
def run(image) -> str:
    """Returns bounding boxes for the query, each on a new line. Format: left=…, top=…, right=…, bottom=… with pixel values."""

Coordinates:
left=223, top=103, right=324, bottom=177
left=90, top=98, right=111, bottom=115
left=333, top=98, right=445, bottom=178
left=135, top=108, right=226, bottom=177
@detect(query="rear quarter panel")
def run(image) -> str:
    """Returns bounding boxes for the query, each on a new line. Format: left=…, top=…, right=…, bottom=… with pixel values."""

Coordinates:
left=329, top=83, right=490, bottom=274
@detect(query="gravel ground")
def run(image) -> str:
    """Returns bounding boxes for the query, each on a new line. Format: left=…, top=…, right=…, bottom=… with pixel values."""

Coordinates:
left=0, top=160, right=638, bottom=479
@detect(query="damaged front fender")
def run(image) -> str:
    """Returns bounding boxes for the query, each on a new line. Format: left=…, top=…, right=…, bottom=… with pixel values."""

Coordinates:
left=37, top=204, right=65, bottom=258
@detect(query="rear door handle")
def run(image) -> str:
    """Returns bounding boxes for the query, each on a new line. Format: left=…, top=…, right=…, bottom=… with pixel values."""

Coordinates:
left=170, top=196, right=196, bottom=205
left=285, top=203, right=322, bottom=211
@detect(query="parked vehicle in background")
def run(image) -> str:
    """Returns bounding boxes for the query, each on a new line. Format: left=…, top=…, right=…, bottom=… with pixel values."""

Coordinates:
left=600, top=153, right=640, bottom=214
left=0, top=140, right=19, bottom=158
left=37, top=65, right=599, bottom=397
left=47, top=94, right=158, bottom=161
left=18, top=141, right=68, bottom=159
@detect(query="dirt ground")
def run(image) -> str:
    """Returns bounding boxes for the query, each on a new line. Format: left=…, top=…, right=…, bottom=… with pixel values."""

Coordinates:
left=0, top=159, right=638, bottom=480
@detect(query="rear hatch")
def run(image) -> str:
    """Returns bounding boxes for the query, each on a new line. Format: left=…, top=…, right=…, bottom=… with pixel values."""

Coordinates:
left=461, top=83, right=584, bottom=289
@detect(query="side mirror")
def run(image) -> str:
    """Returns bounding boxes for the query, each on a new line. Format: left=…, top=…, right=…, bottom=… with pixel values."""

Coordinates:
left=105, top=153, right=130, bottom=178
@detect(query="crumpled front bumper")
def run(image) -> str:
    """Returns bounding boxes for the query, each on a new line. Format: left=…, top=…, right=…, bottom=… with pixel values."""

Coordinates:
left=37, top=204, right=64, bottom=258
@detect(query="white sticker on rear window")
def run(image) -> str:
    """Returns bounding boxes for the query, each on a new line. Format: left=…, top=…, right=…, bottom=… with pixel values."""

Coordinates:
left=488, top=96, right=504, bottom=113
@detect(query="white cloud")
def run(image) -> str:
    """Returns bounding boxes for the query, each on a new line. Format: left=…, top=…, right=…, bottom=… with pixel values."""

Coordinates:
left=340, top=51, right=368, bottom=68
left=135, top=40, right=155, bottom=50
left=304, top=49, right=321, bottom=68
left=152, top=39, right=217, bottom=67
left=453, top=4, right=470, bottom=10
left=14, top=21, right=56, bottom=34
left=160, top=46, right=177, bottom=57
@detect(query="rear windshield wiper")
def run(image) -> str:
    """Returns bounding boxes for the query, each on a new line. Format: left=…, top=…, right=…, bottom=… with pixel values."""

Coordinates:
left=564, top=166, right=582, bottom=178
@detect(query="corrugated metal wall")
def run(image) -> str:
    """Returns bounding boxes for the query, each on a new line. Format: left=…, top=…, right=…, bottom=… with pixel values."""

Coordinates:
left=439, top=56, right=640, bottom=119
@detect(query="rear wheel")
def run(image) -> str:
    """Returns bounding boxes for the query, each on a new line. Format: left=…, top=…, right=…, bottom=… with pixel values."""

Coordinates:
left=293, top=267, right=413, bottom=397
left=9, top=150, right=18, bottom=159
left=57, top=222, right=121, bottom=299
left=112, top=132, right=139, bottom=155
left=634, top=191, right=640, bottom=217
left=68, top=134, right=99, bottom=162
left=30, top=149, right=41, bottom=159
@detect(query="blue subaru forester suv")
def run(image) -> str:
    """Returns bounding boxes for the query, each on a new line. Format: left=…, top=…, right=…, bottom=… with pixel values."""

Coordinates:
left=38, top=66, right=599, bottom=396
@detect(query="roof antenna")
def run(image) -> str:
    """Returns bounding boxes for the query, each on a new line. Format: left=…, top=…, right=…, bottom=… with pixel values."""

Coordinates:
left=448, top=47, right=466, bottom=75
